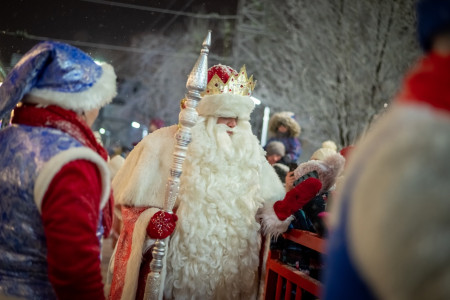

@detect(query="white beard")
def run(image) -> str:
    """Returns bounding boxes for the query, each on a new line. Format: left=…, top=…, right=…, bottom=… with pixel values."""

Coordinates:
left=212, top=123, right=236, bottom=158
left=164, top=117, right=266, bottom=300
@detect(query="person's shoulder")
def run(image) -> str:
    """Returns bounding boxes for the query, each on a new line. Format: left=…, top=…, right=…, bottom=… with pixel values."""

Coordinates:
left=150, top=124, right=177, bottom=138
left=139, top=124, right=178, bottom=147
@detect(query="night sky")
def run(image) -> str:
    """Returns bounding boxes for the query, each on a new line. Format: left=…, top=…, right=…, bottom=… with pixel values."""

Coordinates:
left=1, top=0, right=238, bottom=72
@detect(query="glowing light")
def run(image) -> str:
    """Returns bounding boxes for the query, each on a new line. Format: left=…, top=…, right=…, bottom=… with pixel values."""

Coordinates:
left=99, top=128, right=106, bottom=134
left=384, top=103, right=388, bottom=108
left=251, top=96, right=261, bottom=105
left=260, top=106, right=271, bottom=146
left=131, top=121, right=141, bottom=128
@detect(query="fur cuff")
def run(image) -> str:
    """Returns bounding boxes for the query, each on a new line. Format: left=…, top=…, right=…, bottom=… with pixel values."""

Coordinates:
left=257, top=202, right=294, bottom=238
left=34, top=147, right=111, bottom=213
left=197, top=94, right=255, bottom=120
left=28, top=63, right=117, bottom=113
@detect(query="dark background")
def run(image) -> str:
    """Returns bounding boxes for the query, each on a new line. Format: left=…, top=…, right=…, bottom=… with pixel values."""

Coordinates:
left=1, top=0, right=238, bottom=73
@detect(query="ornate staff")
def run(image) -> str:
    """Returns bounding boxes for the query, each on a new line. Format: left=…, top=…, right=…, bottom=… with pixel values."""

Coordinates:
left=144, top=30, right=211, bottom=299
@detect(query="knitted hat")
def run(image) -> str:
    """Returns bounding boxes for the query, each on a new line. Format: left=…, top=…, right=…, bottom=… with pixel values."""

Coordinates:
left=310, top=148, right=337, bottom=161
left=322, top=140, right=337, bottom=152
left=268, top=111, right=301, bottom=137
left=266, top=141, right=286, bottom=157
left=417, top=0, right=450, bottom=52
left=196, top=64, right=256, bottom=120
left=0, top=41, right=117, bottom=117
left=310, top=140, right=338, bottom=161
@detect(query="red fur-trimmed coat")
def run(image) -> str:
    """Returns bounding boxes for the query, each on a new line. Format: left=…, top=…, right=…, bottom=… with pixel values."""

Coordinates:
left=107, top=124, right=290, bottom=300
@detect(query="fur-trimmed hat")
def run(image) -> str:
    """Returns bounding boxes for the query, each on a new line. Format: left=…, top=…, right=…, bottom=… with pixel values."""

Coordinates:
left=294, top=153, right=345, bottom=193
left=0, top=41, right=117, bottom=117
left=196, top=64, right=255, bottom=121
left=268, top=111, right=301, bottom=137
left=266, top=141, right=286, bottom=157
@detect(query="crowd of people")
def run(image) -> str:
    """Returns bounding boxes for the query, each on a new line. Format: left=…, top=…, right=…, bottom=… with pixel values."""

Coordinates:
left=0, top=0, right=449, bottom=299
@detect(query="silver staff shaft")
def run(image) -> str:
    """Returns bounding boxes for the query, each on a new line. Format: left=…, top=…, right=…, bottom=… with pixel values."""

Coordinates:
left=144, top=30, right=211, bottom=300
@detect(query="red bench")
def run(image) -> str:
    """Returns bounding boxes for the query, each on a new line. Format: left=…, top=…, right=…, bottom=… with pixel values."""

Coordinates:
left=264, top=229, right=326, bottom=299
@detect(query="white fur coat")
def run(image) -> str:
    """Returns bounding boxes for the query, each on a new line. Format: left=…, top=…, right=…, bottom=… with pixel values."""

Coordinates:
left=110, top=122, right=288, bottom=299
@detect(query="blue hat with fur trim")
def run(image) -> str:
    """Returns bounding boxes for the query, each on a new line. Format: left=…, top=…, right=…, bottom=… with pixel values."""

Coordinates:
left=417, top=0, right=450, bottom=52
left=0, top=41, right=117, bottom=117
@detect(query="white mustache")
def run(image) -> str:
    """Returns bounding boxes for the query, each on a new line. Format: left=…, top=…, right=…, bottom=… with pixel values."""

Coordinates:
left=216, top=123, right=234, bottom=133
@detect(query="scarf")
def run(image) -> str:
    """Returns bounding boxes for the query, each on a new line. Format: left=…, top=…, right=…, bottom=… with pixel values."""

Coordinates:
left=395, top=52, right=450, bottom=114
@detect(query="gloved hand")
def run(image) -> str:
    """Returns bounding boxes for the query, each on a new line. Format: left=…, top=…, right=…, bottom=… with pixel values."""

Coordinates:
left=273, top=177, right=322, bottom=220
left=146, top=211, right=178, bottom=239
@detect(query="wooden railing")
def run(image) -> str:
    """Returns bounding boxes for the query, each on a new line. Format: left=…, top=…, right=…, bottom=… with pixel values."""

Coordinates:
left=264, top=229, right=326, bottom=300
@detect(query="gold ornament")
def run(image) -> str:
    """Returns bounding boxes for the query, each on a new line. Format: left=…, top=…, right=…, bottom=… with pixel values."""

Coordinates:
left=203, top=65, right=256, bottom=97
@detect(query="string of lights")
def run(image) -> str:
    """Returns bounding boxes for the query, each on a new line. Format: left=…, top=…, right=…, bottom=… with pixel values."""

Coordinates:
left=0, top=30, right=230, bottom=62
left=81, top=0, right=238, bottom=20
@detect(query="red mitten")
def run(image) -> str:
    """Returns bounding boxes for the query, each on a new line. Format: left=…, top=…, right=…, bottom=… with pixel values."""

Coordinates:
left=147, top=211, right=178, bottom=239
left=273, top=177, right=322, bottom=220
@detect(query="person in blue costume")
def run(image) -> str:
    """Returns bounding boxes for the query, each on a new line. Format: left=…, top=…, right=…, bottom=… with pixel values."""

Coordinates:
left=323, top=1, right=450, bottom=299
left=0, top=41, right=117, bottom=300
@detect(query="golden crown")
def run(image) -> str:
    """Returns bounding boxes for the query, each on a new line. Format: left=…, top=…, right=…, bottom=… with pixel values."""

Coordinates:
left=203, top=65, right=256, bottom=97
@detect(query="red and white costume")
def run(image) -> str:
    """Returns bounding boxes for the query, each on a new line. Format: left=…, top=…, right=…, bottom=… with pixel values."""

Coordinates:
left=107, top=65, right=292, bottom=300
